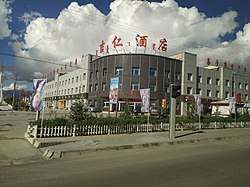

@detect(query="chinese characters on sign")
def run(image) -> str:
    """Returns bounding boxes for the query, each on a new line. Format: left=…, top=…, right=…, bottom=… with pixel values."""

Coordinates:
left=96, top=34, right=168, bottom=56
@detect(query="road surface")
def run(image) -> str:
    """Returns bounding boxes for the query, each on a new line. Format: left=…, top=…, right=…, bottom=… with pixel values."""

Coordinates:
left=1, top=137, right=250, bottom=187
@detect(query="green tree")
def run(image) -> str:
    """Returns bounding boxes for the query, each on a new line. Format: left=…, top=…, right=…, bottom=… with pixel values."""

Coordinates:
left=69, top=100, right=90, bottom=124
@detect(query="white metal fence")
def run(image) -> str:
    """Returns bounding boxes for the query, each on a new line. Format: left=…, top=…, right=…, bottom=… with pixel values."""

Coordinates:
left=26, top=121, right=250, bottom=138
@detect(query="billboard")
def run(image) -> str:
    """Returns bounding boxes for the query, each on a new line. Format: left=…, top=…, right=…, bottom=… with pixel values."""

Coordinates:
left=140, top=88, right=150, bottom=113
left=32, top=79, right=46, bottom=111
left=194, top=94, right=201, bottom=115
left=109, top=77, right=119, bottom=103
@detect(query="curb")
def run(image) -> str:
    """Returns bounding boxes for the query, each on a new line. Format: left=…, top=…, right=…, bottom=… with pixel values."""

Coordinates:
left=60, top=134, right=250, bottom=158
left=24, top=133, right=250, bottom=159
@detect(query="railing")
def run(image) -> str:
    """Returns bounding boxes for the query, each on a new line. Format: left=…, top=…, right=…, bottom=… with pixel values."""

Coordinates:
left=26, top=121, right=250, bottom=138
left=27, top=123, right=169, bottom=138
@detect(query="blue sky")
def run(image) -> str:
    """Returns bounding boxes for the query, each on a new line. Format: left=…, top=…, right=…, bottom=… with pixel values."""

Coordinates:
left=0, top=0, right=250, bottom=90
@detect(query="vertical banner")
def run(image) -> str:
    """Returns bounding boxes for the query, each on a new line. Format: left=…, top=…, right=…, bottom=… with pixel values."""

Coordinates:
left=109, top=77, right=119, bottom=103
left=140, top=88, right=150, bottom=113
left=194, top=94, right=201, bottom=115
left=228, top=97, right=235, bottom=114
left=32, top=79, right=46, bottom=111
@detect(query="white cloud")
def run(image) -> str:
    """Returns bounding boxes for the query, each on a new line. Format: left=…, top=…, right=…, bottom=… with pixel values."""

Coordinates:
left=11, top=0, right=250, bottom=80
left=0, top=0, right=12, bottom=39
left=3, top=82, right=29, bottom=91
left=19, top=11, right=42, bottom=26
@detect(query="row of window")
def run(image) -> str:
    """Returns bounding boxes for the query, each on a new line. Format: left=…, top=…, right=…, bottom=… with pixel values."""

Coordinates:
left=46, top=73, right=87, bottom=90
left=188, top=73, right=249, bottom=90
left=45, top=85, right=86, bottom=97
left=186, top=87, right=249, bottom=100
left=88, top=83, right=157, bottom=92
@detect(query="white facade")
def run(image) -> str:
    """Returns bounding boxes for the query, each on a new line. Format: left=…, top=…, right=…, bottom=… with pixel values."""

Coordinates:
left=44, top=54, right=98, bottom=109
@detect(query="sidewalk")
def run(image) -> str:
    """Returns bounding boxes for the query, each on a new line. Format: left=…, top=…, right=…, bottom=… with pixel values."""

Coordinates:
left=28, top=128, right=250, bottom=159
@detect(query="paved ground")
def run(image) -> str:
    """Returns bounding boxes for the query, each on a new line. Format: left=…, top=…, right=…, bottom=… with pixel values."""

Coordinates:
left=1, top=110, right=250, bottom=165
left=36, top=128, right=250, bottom=158
left=1, top=137, right=250, bottom=187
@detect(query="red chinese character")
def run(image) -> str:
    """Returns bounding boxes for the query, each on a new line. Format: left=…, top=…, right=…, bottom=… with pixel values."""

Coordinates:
left=158, top=38, right=167, bottom=51
left=224, top=62, right=227, bottom=68
left=112, top=36, right=123, bottom=48
left=106, top=45, right=109, bottom=54
left=135, top=34, right=148, bottom=48
left=152, top=43, right=156, bottom=51
left=207, top=58, right=211, bottom=66
left=215, top=59, right=219, bottom=66
left=100, top=40, right=105, bottom=53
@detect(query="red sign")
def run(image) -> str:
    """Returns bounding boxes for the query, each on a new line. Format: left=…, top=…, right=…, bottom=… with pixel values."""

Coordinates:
left=158, top=38, right=167, bottom=51
left=112, top=36, right=123, bottom=48
left=136, top=34, right=148, bottom=48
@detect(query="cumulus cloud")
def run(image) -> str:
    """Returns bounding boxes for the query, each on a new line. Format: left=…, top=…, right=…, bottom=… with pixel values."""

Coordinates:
left=19, top=11, right=42, bottom=26
left=0, top=0, right=12, bottom=39
left=10, top=0, right=250, bottom=80
left=3, top=82, right=28, bottom=91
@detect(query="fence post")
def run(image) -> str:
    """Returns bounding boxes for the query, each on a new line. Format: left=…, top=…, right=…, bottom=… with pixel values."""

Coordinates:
left=73, top=125, right=76, bottom=137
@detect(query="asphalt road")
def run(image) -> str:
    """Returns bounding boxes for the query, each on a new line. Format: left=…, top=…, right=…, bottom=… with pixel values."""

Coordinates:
left=1, top=137, right=250, bottom=187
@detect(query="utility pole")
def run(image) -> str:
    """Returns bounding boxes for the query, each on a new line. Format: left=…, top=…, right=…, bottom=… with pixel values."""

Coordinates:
left=11, top=72, right=17, bottom=113
left=169, top=84, right=181, bottom=139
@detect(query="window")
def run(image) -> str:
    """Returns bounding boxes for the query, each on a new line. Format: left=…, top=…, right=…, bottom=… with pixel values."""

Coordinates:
left=226, top=91, right=229, bottom=98
left=245, top=84, right=248, bottom=90
left=83, top=73, right=86, bottom=80
left=216, top=79, right=220, bottom=86
left=62, top=81, right=64, bottom=86
left=149, top=84, right=156, bottom=91
left=71, top=88, right=73, bottom=94
left=103, top=68, right=107, bottom=76
left=72, top=78, right=74, bottom=84
left=76, top=76, right=79, bottom=83
left=96, top=70, right=99, bottom=78
left=245, top=94, right=248, bottom=101
left=197, top=89, right=202, bottom=95
left=207, top=90, right=211, bottom=97
left=131, top=83, right=139, bottom=91
left=166, top=71, right=170, bottom=79
left=59, top=81, right=61, bottom=86
left=115, top=67, right=123, bottom=76
left=90, top=72, right=93, bottom=79
left=198, top=76, right=202, bottom=83
left=95, top=84, right=98, bottom=91
left=75, top=87, right=78, bottom=93
left=187, top=87, right=192, bottom=95
left=176, top=73, right=181, bottom=80
left=226, top=80, right=230, bottom=87
left=89, top=85, right=93, bottom=92
left=102, top=83, right=106, bottom=91
left=64, top=89, right=66, bottom=95
left=65, top=80, right=67, bottom=85
left=82, top=85, right=85, bottom=92
left=187, top=73, right=193, bottom=81
left=216, top=91, right=220, bottom=98
left=150, top=68, right=157, bottom=76
left=238, top=82, right=242, bottom=89
left=207, top=77, right=212, bottom=84
left=68, top=79, right=70, bottom=85
left=67, top=89, right=70, bottom=94
left=119, top=83, right=122, bottom=90
left=132, top=67, right=140, bottom=76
